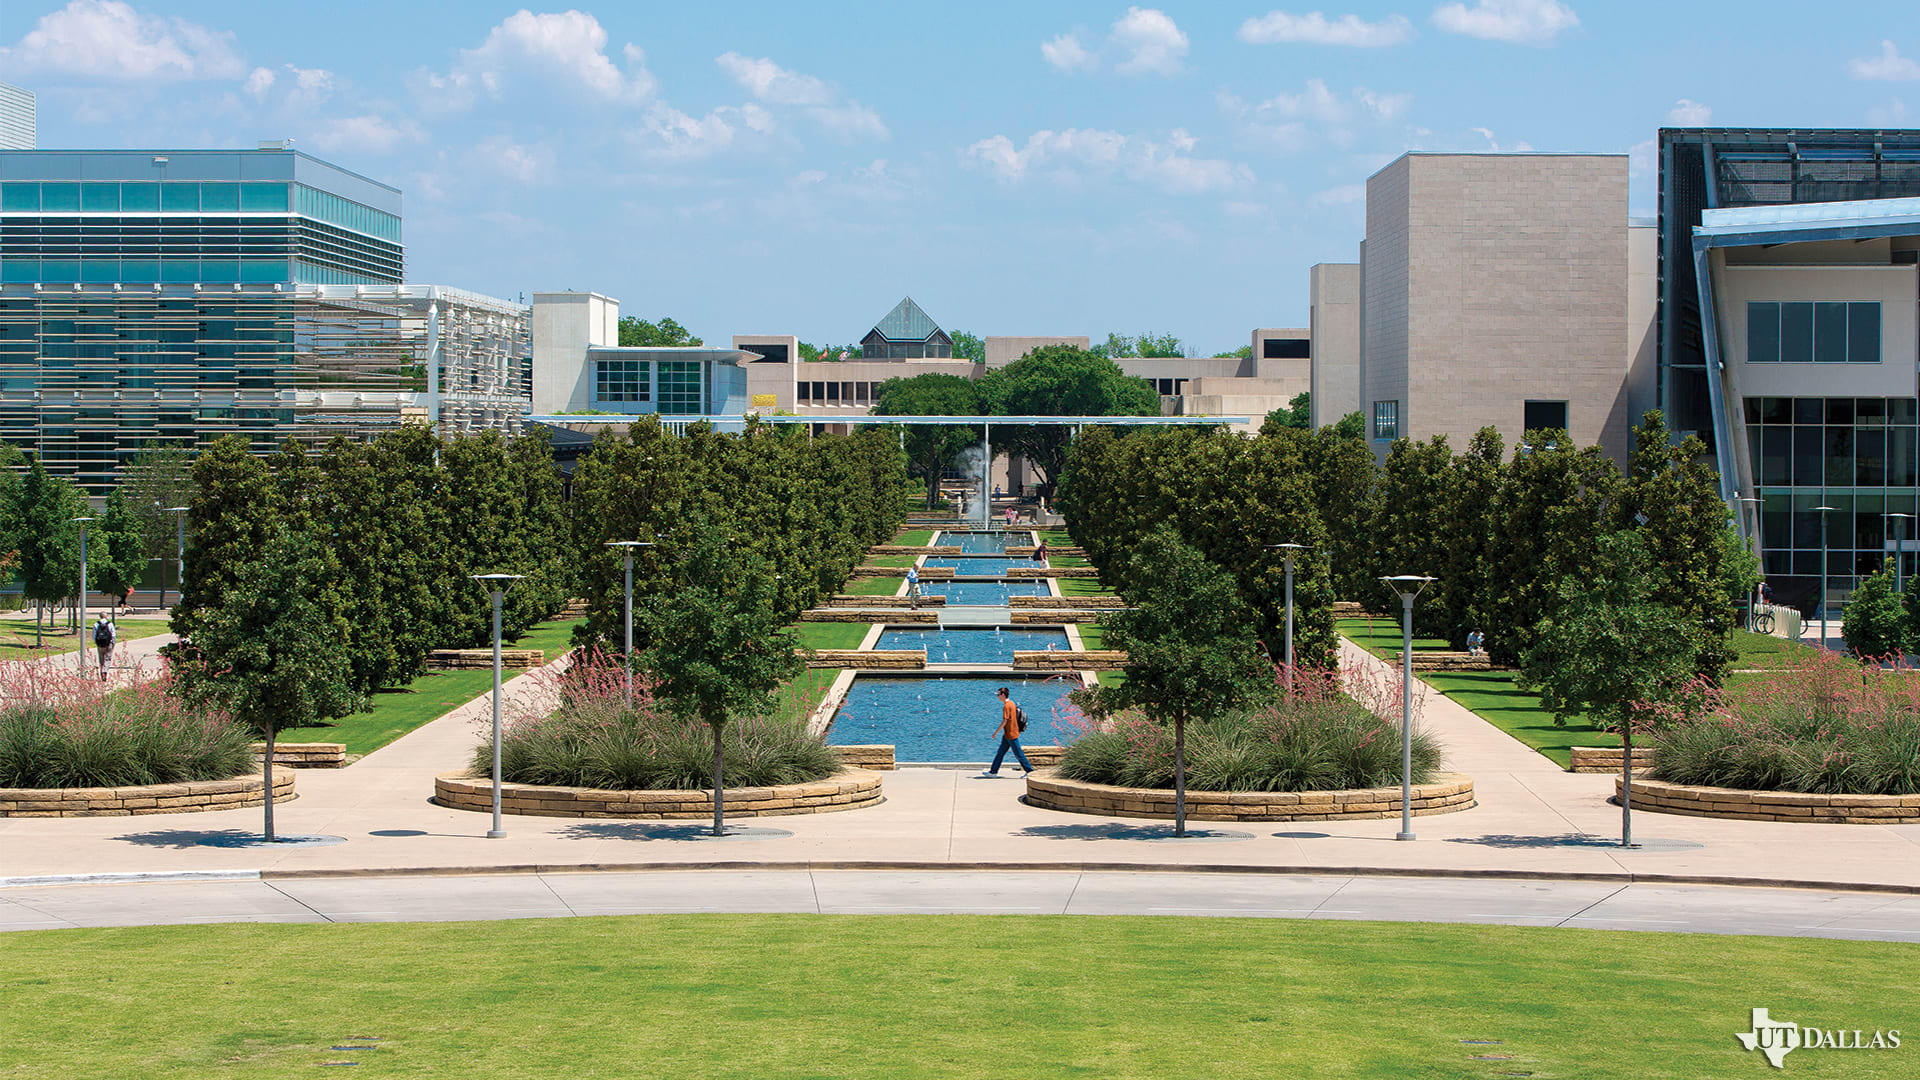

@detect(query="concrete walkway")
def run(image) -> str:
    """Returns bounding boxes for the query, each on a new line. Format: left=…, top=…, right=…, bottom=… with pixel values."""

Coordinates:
left=2, top=637, right=1919, bottom=905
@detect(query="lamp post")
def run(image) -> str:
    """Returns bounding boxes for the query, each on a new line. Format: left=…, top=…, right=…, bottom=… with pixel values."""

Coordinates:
left=160, top=505, right=189, bottom=612
left=1888, top=512, right=1913, bottom=596
left=606, top=541, right=654, bottom=704
left=471, top=573, right=524, bottom=839
left=1814, top=505, right=1837, bottom=647
left=1266, top=543, right=1305, bottom=694
left=71, top=516, right=95, bottom=671
left=1737, top=497, right=1761, bottom=629
left=1379, top=574, right=1436, bottom=841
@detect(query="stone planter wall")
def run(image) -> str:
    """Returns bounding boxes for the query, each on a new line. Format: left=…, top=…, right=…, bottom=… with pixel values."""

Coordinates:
left=850, top=566, right=953, bottom=580
left=1012, top=650, right=1127, bottom=671
left=801, top=610, right=937, bottom=624
left=428, top=648, right=544, bottom=671
left=829, top=595, right=946, bottom=608
left=805, top=649, right=926, bottom=669
left=1024, top=769, right=1476, bottom=822
left=0, top=771, right=296, bottom=817
left=1394, top=651, right=1493, bottom=672
left=1006, top=567, right=1101, bottom=579
left=1009, top=596, right=1123, bottom=609
left=1615, top=776, right=1920, bottom=823
left=869, top=545, right=960, bottom=555
left=252, top=742, right=346, bottom=768
left=1010, top=612, right=1105, bottom=624
left=832, top=745, right=895, bottom=770
left=1568, top=746, right=1655, bottom=774
left=434, top=769, right=883, bottom=819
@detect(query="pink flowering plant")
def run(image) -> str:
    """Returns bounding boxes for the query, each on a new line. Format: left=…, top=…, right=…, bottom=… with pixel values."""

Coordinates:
left=0, top=660, right=253, bottom=788
left=475, top=648, right=838, bottom=791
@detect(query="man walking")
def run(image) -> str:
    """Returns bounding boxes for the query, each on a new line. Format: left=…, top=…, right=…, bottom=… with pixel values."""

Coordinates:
left=906, top=565, right=921, bottom=609
left=92, top=614, right=116, bottom=683
left=982, top=686, right=1034, bottom=777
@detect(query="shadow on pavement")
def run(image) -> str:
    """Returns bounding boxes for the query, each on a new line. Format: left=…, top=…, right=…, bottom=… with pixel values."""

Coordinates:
left=113, top=828, right=346, bottom=849
left=1444, top=832, right=1702, bottom=852
left=553, top=822, right=794, bottom=842
left=1012, top=823, right=1254, bottom=843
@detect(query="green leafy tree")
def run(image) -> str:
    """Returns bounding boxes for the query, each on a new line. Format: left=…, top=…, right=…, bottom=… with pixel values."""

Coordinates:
left=798, top=342, right=861, bottom=361
left=176, top=522, right=356, bottom=841
left=0, top=443, right=23, bottom=586
left=636, top=524, right=805, bottom=835
left=874, top=372, right=981, bottom=508
left=1434, top=427, right=1504, bottom=646
left=118, top=442, right=196, bottom=572
left=1481, top=432, right=1621, bottom=666
left=1135, top=332, right=1184, bottom=358
left=1844, top=559, right=1909, bottom=659
left=1330, top=411, right=1366, bottom=441
left=1369, top=436, right=1455, bottom=635
left=15, top=460, right=85, bottom=647
left=91, top=488, right=150, bottom=610
left=1297, top=424, right=1379, bottom=603
left=977, top=344, right=1159, bottom=503
left=1088, top=333, right=1137, bottom=359
left=1260, top=391, right=1311, bottom=431
left=949, top=329, right=986, bottom=361
left=1092, top=526, right=1276, bottom=836
left=617, top=316, right=703, bottom=347
left=1213, top=345, right=1255, bottom=360
left=173, top=436, right=283, bottom=644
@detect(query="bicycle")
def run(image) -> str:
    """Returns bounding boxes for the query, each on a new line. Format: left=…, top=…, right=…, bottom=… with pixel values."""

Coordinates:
left=1752, top=604, right=1776, bottom=635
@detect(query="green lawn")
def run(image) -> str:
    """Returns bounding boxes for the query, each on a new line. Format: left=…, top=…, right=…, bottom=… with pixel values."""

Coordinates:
left=276, top=619, right=583, bottom=756
left=1729, top=627, right=1820, bottom=670
left=3, top=915, right=1912, bottom=1079
left=843, top=576, right=904, bottom=596
left=0, top=618, right=172, bottom=661
left=793, top=622, right=870, bottom=650
left=1058, top=577, right=1116, bottom=598
left=1078, top=623, right=1106, bottom=650
left=894, top=529, right=934, bottom=546
left=864, top=554, right=918, bottom=568
left=1335, top=615, right=1450, bottom=656
left=1038, top=528, right=1074, bottom=546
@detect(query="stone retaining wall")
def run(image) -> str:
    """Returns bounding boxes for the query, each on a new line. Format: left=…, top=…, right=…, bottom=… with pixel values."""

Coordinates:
left=434, top=769, right=883, bottom=819
left=1010, top=612, right=1105, bottom=624
left=801, top=610, right=937, bottom=624
left=1568, top=746, right=1655, bottom=773
left=832, top=745, right=895, bottom=770
left=0, top=771, right=296, bottom=817
left=870, top=545, right=960, bottom=555
left=829, top=594, right=946, bottom=607
left=1394, top=651, right=1493, bottom=672
left=805, top=649, right=926, bottom=669
left=428, top=648, right=545, bottom=671
left=251, top=742, right=346, bottom=768
left=850, top=566, right=953, bottom=580
left=1331, top=601, right=1369, bottom=618
left=1013, top=650, right=1127, bottom=670
left=1010, top=596, right=1123, bottom=609
left=1006, top=567, right=1101, bottom=579
left=1024, top=770, right=1476, bottom=822
left=1615, top=776, right=1920, bottom=823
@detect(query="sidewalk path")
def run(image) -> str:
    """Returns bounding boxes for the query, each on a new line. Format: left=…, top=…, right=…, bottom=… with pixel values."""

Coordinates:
left=1, top=641, right=1918, bottom=898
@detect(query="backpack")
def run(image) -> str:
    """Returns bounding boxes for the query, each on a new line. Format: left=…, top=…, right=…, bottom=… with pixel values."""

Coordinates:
left=1015, top=706, right=1029, bottom=734
left=94, top=621, right=112, bottom=646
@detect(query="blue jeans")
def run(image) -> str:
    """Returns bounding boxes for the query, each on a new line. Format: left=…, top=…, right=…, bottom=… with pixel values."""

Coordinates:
left=989, top=735, right=1033, bottom=773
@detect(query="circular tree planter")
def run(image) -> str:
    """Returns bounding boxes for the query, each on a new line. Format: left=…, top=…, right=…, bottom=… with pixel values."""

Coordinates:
left=1024, top=768, right=1475, bottom=822
left=433, top=769, right=883, bottom=819
left=1617, top=776, right=1920, bottom=824
left=0, top=772, right=296, bottom=818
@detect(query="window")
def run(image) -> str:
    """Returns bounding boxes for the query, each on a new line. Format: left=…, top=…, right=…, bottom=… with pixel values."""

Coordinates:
left=1263, top=338, right=1309, bottom=359
left=1747, top=302, right=1880, bottom=363
left=1372, top=400, right=1398, bottom=441
left=656, top=360, right=702, bottom=414
left=594, top=360, right=648, bottom=403
left=1523, top=400, right=1569, bottom=432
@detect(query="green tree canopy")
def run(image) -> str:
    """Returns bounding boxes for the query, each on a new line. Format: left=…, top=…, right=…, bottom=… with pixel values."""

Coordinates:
left=1330, top=411, right=1366, bottom=441
left=15, top=459, right=85, bottom=644
left=949, top=330, right=986, bottom=362
left=977, top=344, right=1159, bottom=502
left=1844, top=559, right=1908, bottom=659
left=1260, top=392, right=1311, bottom=431
left=91, top=487, right=150, bottom=607
left=618, top=316, right=703, bottom=347
left=874, top=372, right=982, bottom=509
left=118, top=442, right=196, bottom=567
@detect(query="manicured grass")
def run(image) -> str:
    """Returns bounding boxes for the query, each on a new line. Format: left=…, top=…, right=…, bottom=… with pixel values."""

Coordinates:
left=1336, top=616, right=1450, bottom=656
left=1047, top=554, right=1091, bottom=567
left=894, top=529, right=934, bottom=546
left=276, top=619, right=583, bottom=756
left=1730, top=627, right=1820, bottom=670
left=844, top=576, right=904, bottom=596
left=0, top=618, right=171, bottom=661
left=864, top=554, right=918, bottom=568
left=1059, top=577, right=1116, bottom=598
left=3, top=915, right=1912, bottom=1079
left=1038, top=528, right=1074, bottom=546
left=1078, top=623, right=1106, bottom=650
left=792, top=622, right=870, bottom=650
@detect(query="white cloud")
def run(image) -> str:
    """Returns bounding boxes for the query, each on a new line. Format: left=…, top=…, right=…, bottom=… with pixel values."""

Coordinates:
left=306, top=114, right=421, bottom=155
left=469, top=135, right=554, bottom=184
left=1238, top=11, right=1415, bottom=48
left=1308, top=183, right=1367, bottom=207
left=714, top=53, right=887, bottom=142
left=0, top=0, right=245, bottom=82
left=964, top=127, right=1249, bottom=194
left=1850, top=40, right=1920, bottom=82
left=1042, top=7, right=1188, bottom=76
left=1220, top=79, right=1412, bottom=150
left=1431, top=0, right=1578, bottom=45
left=1042, top=33, right=1095, bottom=71
left=1470, top=126, right=1533, bottom=152
left=1667, top=98, right=1711, bottom=125
left=417, top=9, right=652, bottom=110
left=639, top=103, right=738, bottom=161
left=243, top=66, right=275, bottom=100
left=810, top=102, right=888, bottom=142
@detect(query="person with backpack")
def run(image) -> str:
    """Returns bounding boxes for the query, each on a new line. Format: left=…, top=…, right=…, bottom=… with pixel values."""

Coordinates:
left=906, top=565, right=922, bottom=609
left=92, top=614, right=116, bottom=683
left=982, top=686, right=1035, bottom=777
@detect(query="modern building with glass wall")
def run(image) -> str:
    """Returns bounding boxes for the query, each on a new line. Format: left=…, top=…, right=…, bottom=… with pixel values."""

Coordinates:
left=0, top=146, right=530, bottom=490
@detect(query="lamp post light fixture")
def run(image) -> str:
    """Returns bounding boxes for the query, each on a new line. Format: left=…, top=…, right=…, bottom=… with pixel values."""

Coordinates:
left=1888, top=512, right=1914, bottom=596
left=160, top=506, right=189, bottom=612
left=471, top=573, right=525, bottom=839
left=1379, top=574, right=1436, bottom=842
left=1265, top=543, right=1306, bottom=694
left=1814, top=506, right=1838, bottom=648
left=71, top=516, right=96, bottom=671
left=606, top=541, right=654, bottom=703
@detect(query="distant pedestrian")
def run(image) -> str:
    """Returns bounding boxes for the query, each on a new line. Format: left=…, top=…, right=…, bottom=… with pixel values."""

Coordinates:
left=906, top=565, right=922, bottom=609
left=1032, top=538, right=1049, bottom=564
left=982, top=687, right=1034, bottom=776
left=1759, top=580, right=1774, bottom=607
left=92, top=615, right=116, bottom=682
left=1466, top=629, right=1484, bottom=657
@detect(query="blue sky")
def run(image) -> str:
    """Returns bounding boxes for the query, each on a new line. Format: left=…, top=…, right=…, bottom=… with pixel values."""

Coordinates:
left=5, top=1, right=1920, bottom=354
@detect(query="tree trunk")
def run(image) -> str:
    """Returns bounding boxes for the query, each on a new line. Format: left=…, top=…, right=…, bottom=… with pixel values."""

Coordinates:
left=262, top=729, right=277, bottom=842
left=1173, top=714, right=1187, bottom=838
left=710, top=719, right=726, bottom=837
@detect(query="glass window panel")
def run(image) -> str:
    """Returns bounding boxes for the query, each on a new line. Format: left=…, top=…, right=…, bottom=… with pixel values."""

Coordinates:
left=1792, top=550, right=1821, bottom=576
left=80, top=184, right=118, bottom=212
left=1892, top=428, right=1919, bottom=488
left=1895, top=398, right=1920, bottom=425
left=1826, top=427, right=1854, bottom=487
left=1827, top=398, right=1855, bottom=424
left=40, top=259, right=79, bottom=281
left=1761, top=427, right=1793, bottom=487
left=119, top=259, right=159, bottom=282
left=1747, top=302, right=1780, bottom=363
left=1828, top=499, right=1856, bottom=550
left=40, top=183, right=80, bottom=212
left=1850, top=302, right=1881, bottom=363
left=160, top=182, right=199, bottom=211
left=239, top=183, right=288, bottom=212
left=1761, top=396, right=1792, bottom=424
left=1794, top=397, right=1823, bottom=424
left=238, top=259, right=284, bottom=283
left=1744, top=398, right=1764, bottom=424
left=79, top=259, right=118, bottom=283
left=159, top=259, right=199, bottom=282
left=1793, top=426, right=1824, bottom=487
left=119, top=184, right=159, bottom=212
left=1814, top=302, right=1849, bottom=363
left=1765, top=551, right=1791, bottom=576
left=199, top=259, right=239, bottom=282
left=1781, top=303, right=1814, bottom=363
left=1857, top=429, right=1886, bottom=486
left=0, top=183, right=39, bottom=211
left=1857, top=397, right=1887, bottom=422
left=200, top=184, right=239, bottom=212
left=0, top=259, right=39, bottom=283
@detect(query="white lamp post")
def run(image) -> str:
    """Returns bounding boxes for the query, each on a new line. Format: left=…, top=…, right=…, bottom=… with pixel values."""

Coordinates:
left=71, top=516, right=95, bottom=671
left=1266, top=543, right=1305, bottom=694
left=1814, top=505, right=1837, bottom=647
left=606, top=541, right=654, bottom=704
left=1379, top=574, right=1436, bottom=841
left=471, top=573, right=524, bottom=839
left=1737, top=496, right=1761, bottom=628
left=161, top=505, right=189, bottom=612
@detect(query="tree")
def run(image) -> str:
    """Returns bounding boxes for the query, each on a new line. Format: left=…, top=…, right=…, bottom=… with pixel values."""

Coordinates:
left=950, top=329, right=986, bottom=362
left=874, top=373, right=981, bottom=508
left=1844, top=559, right=1909, bottom=659
left=15, top=460, right=84, bottom=648
left=1330, top=411, right=1366, bottom=441
left=798, top=341, right=861, bottom=361
left=1262, top=392, right=1311, bottom=431
left=0, top=443, right=22, bottom=590
left=174, top=436, right=283, bottom=643
left=1481, top=432, right=1620, bottom=666
left=175, top=521, right=356, bottom=841
left=636, top=524, right=805, bottom=835
left=977, top=344, right=1159, bottom=503
left=91, top=488, right=150, bottom=610
left=1213, top=345, right=1254, bottom=360
left=1369, top=436, right=1455, bottom=634
left=1136, top=332, right=1184, bottom=358
left=618, top=316, right=703, bottom=347
left=1297, top=424, right=1379, bottom=603
left=1092, top=527, right=1275, bottom=836
left=1434, top=427, right=1504, bottom=646
left=118, top=442, right=196, bottom=573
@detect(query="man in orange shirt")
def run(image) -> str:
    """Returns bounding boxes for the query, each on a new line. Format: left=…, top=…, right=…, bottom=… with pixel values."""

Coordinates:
left=983, top=686, right=1034, bottom=776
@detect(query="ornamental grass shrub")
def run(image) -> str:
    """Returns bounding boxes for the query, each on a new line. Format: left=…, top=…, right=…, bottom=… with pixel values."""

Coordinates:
left=0, top=663, right=253, bottom=789
left=1055, top=660, right=1442, bottom=792
left=1647, top=648, right=1920, bottom=795
left=478, top=650, right=839, bottom=791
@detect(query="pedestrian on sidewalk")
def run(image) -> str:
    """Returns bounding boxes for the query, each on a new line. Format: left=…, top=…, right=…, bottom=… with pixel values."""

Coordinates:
left=92, top=614, right=116, bottom=683
left=906, top=565, right=922, bottom=609
left=982, top=687, right=1034, bottom=777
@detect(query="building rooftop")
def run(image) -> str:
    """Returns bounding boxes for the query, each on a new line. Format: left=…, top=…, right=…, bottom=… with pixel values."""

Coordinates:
left=871, top=296, right=943, bottom=343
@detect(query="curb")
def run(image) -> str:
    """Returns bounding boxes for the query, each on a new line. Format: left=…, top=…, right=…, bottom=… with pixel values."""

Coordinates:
left=1, top=869, right=261, bottom=888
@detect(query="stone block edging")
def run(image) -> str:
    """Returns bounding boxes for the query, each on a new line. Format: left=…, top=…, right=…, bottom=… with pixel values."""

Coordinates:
left=251, top=742, right=347, bottom=768
left=1006, top=567, right=1101, bottom=579
left=832, top=745, right=895, bottom=770
left=801, top=610, right=937, bottom=624
left=1012, top=650, right=1127, bottom=670
left=1616, top=776, right=1920, bottom=823
left=1010, top=612, right=1105, bottom=624
left=1568, top=746, right=1655, bottom=774
left=1024, top=769, right=1475, bottom=822
left=805, top=649, right=926, bottom=669
left=433, top=769, right=883, bottom=819
left=0, top=772, right=296, bottom=817
left=1009, top=596, right=1123, bottom=609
